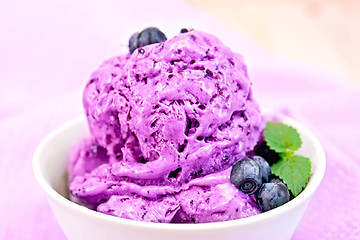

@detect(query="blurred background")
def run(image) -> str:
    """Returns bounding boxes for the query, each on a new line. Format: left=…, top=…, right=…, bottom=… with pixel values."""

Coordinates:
left=187, top=0, right=360, bottom=86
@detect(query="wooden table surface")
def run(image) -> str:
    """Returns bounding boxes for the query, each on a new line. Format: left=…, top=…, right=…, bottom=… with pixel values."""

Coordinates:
left=186, top=0, right=360, bottom=86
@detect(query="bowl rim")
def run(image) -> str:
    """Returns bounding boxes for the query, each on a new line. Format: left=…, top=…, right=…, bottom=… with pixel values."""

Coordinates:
left=33, top=116, right=326, bottom=231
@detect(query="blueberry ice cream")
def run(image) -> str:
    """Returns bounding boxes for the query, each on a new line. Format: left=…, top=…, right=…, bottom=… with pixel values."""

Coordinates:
left=68, top=28, right=265, bottom=223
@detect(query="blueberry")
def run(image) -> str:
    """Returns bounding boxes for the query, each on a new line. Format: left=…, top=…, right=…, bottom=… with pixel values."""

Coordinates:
left=251, top=155, right=271, bottom=182
left=254, top=141, right=280, bottom=165
left=230, top=158, right=262, bottom=194
left=270, top=178, right=282, bottom=183
left=256, top=182, right=290, bottom=212
left=129, top=27, right=167, bottom=53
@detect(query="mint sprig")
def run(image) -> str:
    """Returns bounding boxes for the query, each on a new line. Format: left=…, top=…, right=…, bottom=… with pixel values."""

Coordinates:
left=264, top=121, right=311, bottom=197
left=264, top=122, right=302, bottom=152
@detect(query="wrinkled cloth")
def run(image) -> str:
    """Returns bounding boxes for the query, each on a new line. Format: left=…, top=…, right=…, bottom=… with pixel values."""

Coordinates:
left=0, top=0, right=359, bottom=239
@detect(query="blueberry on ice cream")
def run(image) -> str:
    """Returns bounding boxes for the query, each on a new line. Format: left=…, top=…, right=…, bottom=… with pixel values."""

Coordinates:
left=129, top=27, right=167, bottom=54
left=230, top=158, right=262, bottom=194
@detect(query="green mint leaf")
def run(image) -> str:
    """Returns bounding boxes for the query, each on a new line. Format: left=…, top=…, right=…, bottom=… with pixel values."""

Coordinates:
left=271, top=155, right=311, bottom=196
left=264, top=121, right=302, bottom=153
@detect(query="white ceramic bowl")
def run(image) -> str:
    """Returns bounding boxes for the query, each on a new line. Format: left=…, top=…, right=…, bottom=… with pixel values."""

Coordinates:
left=33, top=116, right=326, bottom=240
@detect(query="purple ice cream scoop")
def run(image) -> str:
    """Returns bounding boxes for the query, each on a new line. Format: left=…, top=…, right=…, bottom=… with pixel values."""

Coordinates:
left=69, top=29, right=264, bottom=223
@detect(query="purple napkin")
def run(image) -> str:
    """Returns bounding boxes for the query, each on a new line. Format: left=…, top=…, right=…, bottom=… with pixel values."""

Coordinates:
left=0, top=0, right=359, bottom=239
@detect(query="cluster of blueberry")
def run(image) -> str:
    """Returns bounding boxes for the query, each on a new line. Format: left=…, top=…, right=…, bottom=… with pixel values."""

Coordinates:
left=230, top=143, right=290, bottom=212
